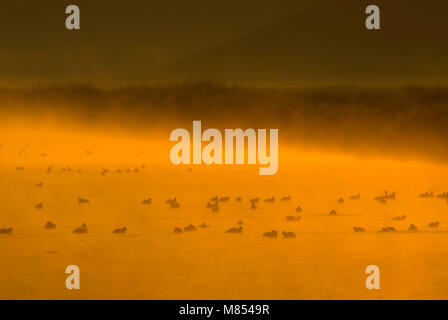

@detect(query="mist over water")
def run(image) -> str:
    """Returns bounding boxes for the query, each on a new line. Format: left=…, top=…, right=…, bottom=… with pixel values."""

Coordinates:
left=2, top=82, right=448, bottom=163
left=1, top=88, right=448, bottom=298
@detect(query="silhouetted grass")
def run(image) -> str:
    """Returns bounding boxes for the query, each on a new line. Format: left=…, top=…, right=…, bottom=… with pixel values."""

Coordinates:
left=1, top=81, right=448, bottom=162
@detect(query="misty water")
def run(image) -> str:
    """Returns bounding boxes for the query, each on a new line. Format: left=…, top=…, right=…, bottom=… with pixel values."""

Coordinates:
left=1, top=135, right=448, bottom=299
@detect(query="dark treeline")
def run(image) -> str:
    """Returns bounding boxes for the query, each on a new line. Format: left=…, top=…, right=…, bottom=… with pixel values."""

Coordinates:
left=2, top=81, right=448, bottom=162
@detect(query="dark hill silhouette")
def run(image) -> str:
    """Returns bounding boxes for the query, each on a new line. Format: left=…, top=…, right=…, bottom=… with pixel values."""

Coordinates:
left=0, top=0, right=311, bottom=85
left=152, top=0, right=448, bottom=85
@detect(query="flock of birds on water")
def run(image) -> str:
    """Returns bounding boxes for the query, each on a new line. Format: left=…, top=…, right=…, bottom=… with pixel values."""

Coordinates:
left=171, top=190, right=448, bottom=237
left=1, top=141, right=448, bottom=238
left=2, top=162, right=448, bottom=238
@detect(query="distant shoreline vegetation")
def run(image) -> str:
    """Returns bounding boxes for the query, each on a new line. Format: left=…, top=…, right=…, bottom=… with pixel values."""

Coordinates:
left=1, top=81, right=448, bottom=163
